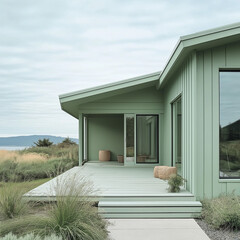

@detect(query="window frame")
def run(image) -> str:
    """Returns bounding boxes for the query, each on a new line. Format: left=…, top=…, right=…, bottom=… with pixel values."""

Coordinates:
left=171, top=95, right=182, bottom=167
left=219, top=70, right=240, bottom=179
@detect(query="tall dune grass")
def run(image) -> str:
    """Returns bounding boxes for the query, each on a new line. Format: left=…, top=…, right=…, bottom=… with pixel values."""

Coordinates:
left=202, top=194, right=240, bottom=230
left=0, top=177, right=109, bottom=240
left=0, top=150, right=47, bottom=164
left=0, top=145, right=79, bottom=182
left=0, top=183, right=28, bottom=219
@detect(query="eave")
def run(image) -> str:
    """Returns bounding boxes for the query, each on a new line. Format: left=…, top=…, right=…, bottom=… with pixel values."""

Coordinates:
left=59, top=71, right=161, bottom=119
left=157, top=22, right=240, bottom=88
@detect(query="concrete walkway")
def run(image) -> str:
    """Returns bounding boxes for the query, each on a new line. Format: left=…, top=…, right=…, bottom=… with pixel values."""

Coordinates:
left=107, top=219, right=210, bottom=240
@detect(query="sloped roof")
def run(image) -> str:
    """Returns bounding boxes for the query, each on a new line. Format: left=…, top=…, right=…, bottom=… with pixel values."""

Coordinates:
left=59, top=22, right=240, bottom=118
left=157, top=22, right=240, bottom=88
left=59, top=71, right=160, bottom=118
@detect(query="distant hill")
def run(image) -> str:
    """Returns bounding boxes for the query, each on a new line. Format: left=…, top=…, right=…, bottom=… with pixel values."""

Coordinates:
left=0, top=135, right=78, bottom=146
left=221, top=119, right=240, bottom=141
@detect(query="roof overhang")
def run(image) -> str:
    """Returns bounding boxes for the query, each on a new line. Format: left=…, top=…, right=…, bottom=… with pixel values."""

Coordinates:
left=157, top=22, right=240, bottom=89
left=59, top=71, right=161, bottom=118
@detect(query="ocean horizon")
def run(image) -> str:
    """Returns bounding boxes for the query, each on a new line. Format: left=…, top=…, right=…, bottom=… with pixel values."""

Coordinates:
left=0, top=146, right=29, bottom=151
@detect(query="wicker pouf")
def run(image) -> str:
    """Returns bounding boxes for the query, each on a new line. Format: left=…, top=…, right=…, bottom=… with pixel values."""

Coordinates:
left=99, top=150, right=110, bottom=161
left=154, top=166, right=177, bottom=180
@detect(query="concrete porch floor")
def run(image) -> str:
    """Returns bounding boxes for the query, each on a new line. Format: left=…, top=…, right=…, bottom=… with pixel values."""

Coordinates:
left=25, top=162, right=191, bottom=199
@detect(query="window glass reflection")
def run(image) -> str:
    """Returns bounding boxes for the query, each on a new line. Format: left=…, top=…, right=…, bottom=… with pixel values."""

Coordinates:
left=220, top=71, right=240, bottom=178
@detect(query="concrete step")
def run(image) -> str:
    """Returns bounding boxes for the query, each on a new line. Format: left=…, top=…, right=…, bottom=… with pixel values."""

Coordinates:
left=95, top=194, right=196, bottom=202
left=99, top=201, right=202, bottom=207
left=98, top=200, right=202, bottom=219
left=100, top=212, right=201, bottom=219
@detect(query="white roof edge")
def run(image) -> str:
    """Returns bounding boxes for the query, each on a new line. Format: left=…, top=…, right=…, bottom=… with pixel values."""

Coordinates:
left=180, top=22, right=240, bottom=41
left=158, top=22, right=240, bottom=88
left=59, top=71, right=161, bottom=100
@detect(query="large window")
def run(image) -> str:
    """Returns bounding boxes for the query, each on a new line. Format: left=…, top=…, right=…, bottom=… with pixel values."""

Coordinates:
left=136, top=115, right=158, bottom=163
left=220, top=71, right=240, bottom=178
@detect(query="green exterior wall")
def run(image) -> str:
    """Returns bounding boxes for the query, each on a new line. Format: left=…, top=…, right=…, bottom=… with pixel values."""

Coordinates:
left=87, top=115, right=124, bottom=161
left=195, top=41, right=240, bottom=199
left=78, top=86, right=163, bottom=114
left=80, top=86, right=164, bottom=164
left=78, top=41, right=240, bottom=199
left=162, top=40, right=240, bottom=200
left=162, top=54, right=197, bottom=193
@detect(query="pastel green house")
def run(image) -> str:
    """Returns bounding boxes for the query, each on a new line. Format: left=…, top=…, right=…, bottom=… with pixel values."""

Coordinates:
left=59, top=22, right=240, bottom=202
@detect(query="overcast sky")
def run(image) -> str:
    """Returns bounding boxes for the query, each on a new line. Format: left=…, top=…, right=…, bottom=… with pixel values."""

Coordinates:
left=1, top=0, right=240, bottom=138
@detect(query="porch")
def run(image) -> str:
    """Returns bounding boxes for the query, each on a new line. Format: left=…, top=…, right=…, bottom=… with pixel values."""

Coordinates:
left=80, top=113, right=160, bottom=166
left=25, top=162, right=202, bottom=218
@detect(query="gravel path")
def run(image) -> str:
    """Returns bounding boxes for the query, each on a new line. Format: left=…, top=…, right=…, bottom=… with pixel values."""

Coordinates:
left=196, top=219, right=240, bottom=240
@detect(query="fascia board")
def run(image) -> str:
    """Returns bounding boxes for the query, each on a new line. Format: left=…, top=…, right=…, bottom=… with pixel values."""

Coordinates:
left=59, top=72, right=160, bottom=104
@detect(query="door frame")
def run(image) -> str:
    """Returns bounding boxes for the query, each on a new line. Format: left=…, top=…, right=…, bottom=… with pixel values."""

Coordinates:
left=124, top=114, right=135, bottom=166
left=171, top=95, right=182, bottom=175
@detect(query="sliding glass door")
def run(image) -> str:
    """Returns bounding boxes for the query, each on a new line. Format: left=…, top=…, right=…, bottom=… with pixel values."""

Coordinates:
left=136, top=115, right=159, bottom=163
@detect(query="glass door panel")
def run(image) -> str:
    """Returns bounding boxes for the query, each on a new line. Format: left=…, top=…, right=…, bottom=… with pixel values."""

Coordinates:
left=125, top=114, right=135, bottom=164
left=172, top=97, right=182, bottom=175
left=136, top=115, right=158, bottom=163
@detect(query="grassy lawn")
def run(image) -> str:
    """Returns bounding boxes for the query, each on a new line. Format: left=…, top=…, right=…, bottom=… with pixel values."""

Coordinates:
left=0, top=146, right=108, bottom=239
left=0, top=178, right=50, bottom=224
left=0, top=178, right=50, bottom=194
left=0, top=177, right=109, bottom=240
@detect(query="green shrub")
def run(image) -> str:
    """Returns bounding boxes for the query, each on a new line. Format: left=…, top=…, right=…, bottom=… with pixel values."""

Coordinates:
left=0, top=157, right=78, bottom=182
left=34, top=139, right=53, bottom=147
left=21, top=145, right=78, bottom=161
left=202, top=194, right=240, bottom=230
left=0, top=161, right=19, bottom=182
left=167, top=174, right=185, bottom=193
left=0, top=216, right=40, bottom=236
left=0, top=183, right=27, bottom=219
left=0, top=233, right=62, bottom=240
left=0, top=179, right=109, bottom=240
left=57, top=138, right=77, bottom=148
left=15, top=158, right=75, bottom=180
left=35, top=180, right=109, bottom=240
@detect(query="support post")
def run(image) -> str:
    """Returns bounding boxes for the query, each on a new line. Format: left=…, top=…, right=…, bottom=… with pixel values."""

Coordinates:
left=79, top=113, right=83, bottom=165
left=83, top=116, right=88, bottom=161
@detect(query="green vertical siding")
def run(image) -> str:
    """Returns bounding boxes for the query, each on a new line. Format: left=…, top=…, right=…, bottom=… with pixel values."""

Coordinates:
left=196, top=41, right=240, bottom=199
left=162, top=54, right=197, bottom=193
left=196, top=52, right=204, bottom=199
left=163, top=41, right=240, bottom=200
left=78, top=87, right=163, bottom=114
left=87, top=115, right=124, bottom=161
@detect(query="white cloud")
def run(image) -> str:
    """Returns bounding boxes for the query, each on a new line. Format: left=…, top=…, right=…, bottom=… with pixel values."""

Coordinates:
left=1, top=0, right=240, bottom=137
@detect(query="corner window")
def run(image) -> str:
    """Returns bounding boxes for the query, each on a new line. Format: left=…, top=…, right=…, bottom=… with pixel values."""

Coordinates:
left=220, top=71, right=240, bottom=178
